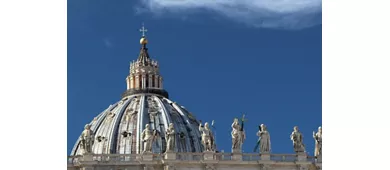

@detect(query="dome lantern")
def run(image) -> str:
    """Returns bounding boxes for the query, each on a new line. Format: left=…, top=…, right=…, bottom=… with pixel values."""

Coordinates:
left=123, top=23, right=169, bottom=98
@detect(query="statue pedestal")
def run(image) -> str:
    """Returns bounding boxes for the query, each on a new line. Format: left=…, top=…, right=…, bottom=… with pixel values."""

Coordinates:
left=316, top=155, right=322, bottom=162
left=232, top=148, right=241, bottom=153
left=261, top=153, right=270, bottom=161
left=232, top=153, right=242, bottom=161
left=203, top=151, right=215, bottom=161
left=297, top=152, right=307, bottom=162
left=142, top=152, right=154, bottom=161
left=232, top=149, right=242, bottom=161
left=164, top=152, right=177, bottom=160
left=82, top=154, right=94, bottom=161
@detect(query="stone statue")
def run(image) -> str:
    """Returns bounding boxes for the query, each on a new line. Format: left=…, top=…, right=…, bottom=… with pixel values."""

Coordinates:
left=141, top=124, right=157, bottom=153
left=80, top=124, right=94, bottom=154
left=199, top=122, right=215, bottom=152
left=290, top=126, right=305, bottom=153
left=231, top=118, right=245, bottom=152
left=256, top=124, right=271, bottom=153
left=165, top=123, right=176, bottom=152
left=313, top=126, right=322, bottom=157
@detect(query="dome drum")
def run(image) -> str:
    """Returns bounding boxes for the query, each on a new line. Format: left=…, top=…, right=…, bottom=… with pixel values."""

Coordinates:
left=121, top=88, right=169, bottom=98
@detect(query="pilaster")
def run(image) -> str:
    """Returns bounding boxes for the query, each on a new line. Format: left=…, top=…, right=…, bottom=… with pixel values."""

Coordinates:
left=136, top=75, right=140, bottom=88
left=142, top=75, right=146, bottom=88
left=126, top=77, right=130, bottom=89
left=159, top=77, right=163, bottom=88
left=154, top=75, right=158, bottom=88
left=130, top=76, right=134, bottom=89
left=148, top=74, right=152, bottom=88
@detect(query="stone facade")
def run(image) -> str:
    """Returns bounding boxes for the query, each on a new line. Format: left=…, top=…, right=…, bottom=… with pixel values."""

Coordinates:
left=67, top=153, right=322, bottom=170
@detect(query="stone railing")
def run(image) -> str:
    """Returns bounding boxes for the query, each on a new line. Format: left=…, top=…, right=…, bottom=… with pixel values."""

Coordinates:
left=68, top=152, right=321, bottom=166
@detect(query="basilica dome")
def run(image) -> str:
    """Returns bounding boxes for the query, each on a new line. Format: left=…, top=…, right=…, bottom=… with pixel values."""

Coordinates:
left=70, top=34, right=206, bottom=155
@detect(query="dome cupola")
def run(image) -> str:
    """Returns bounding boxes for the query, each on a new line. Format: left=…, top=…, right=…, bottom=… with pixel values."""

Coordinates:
left=70, top=24, right=209, bottom=155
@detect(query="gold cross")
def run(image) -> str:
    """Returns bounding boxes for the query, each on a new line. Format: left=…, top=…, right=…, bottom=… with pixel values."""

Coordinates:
left=139, top=23, right=148, bottom=37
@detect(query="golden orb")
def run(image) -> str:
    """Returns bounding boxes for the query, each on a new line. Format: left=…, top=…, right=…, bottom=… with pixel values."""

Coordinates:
left=140, top=37, right=148, bottom=45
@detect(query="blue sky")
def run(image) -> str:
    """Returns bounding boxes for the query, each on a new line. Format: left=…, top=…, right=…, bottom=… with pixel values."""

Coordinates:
left=68, top=0, right=322, bottom=155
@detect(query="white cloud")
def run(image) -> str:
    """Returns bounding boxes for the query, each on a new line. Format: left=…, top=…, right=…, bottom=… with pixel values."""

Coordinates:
left=139, top=0, right=322, bottom=30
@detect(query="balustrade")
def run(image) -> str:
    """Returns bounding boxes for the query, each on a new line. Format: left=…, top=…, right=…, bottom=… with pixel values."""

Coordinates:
left=68, top=153, right=321, bottom=165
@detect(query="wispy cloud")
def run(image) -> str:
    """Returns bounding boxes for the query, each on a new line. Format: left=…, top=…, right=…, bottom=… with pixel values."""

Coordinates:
left=139, top=0, right=322, bottom=30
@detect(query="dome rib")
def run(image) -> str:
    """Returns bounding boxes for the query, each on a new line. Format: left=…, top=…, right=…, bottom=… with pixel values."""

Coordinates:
left=153, top=96, right=172, bottom=152
left=150, top=97, right=164, bottom=153
left=98, top=102, right=125, bottom=154
left=109, top=98, right=133, bottom=153
left=117, top=97, right=137, bottom=154
left=163, top=101, right=188, bottom=152
left=155, top=96, right=172, bottom=126
left=136, top=95, right=146, bottom=153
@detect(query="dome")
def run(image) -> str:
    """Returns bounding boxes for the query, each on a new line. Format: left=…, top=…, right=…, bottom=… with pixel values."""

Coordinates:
left=71, top=94, right=204, bottom=155
left=71, top=25, right=215, bottom=156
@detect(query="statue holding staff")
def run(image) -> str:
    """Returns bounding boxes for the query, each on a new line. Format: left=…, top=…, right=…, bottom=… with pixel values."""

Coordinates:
left=141, top=124, right=158, bottom=153
left=199, top=121, right=215, bottom=152
left=313, top=126, right=322, bottom=157
left=231, top=114, right=246, bottom=152
left=231, top=118, right=245, bottom=151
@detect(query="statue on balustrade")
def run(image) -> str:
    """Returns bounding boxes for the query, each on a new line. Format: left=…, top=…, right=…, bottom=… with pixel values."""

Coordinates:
left=199, top=122, right=215, bottom=152
left=256, top=124, right=271, bottom=153
left=165, top=123, right=176, bottom=152
left=313, top=126, right=322, bottom=157
left=142, top=124, right=158, bottom=153
left=80, top=124, right=94, bottom=154
left=290, top=126, right=306, bottom=153
left=231, top=118, right=245, bottom=152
